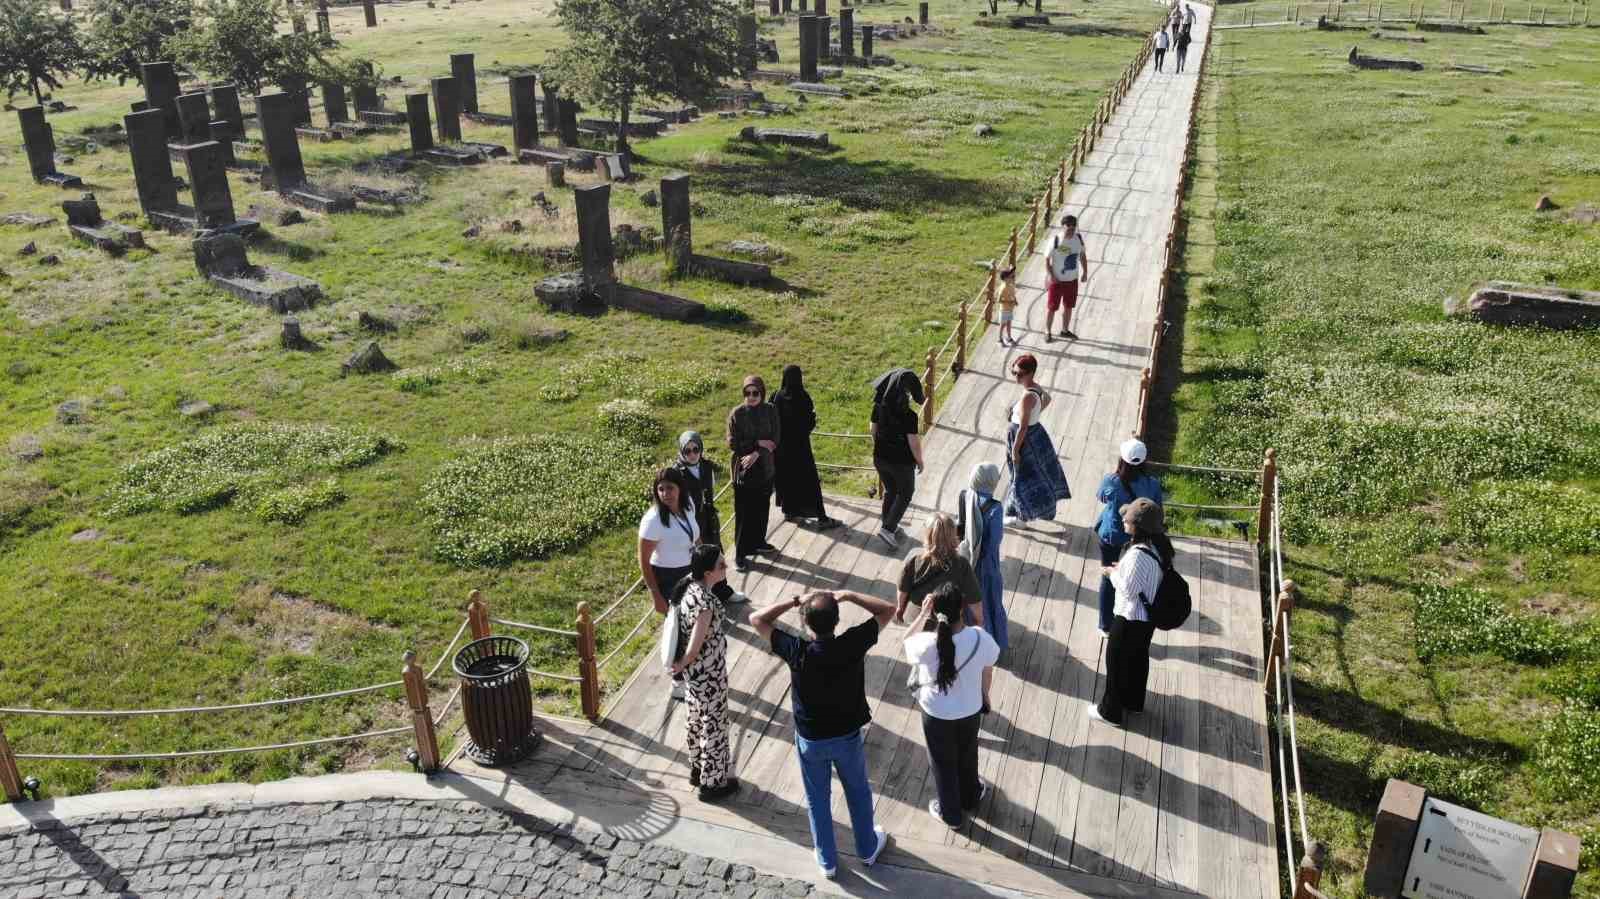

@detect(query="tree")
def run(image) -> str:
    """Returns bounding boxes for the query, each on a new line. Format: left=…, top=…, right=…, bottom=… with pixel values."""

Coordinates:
left=169, top=0, right=319, bottom=95
left=546, top=0, right=743, bottom=161
left=0, top=0, right=87, bottom=104
left=82, top=0, right=197, bottom=86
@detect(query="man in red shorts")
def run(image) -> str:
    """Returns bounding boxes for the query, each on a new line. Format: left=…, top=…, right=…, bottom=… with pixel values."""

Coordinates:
left=1045, top=214, right=1090, bottom=342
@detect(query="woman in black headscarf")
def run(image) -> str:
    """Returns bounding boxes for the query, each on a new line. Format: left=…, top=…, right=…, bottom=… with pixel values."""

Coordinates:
left=771, top=365, right=841, bottom=530
left=870, top=368, right=926, bottom=550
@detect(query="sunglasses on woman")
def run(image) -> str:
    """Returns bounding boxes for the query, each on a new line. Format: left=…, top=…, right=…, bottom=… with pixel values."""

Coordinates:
left=743, top=389, right=762, bottom=397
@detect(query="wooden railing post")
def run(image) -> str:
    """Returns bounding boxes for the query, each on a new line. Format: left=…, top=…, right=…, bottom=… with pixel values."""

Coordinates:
left=920, top=347, right=936, bottom=430
left=576, top=601, right=601, bottom=719
left=1059, top=158, right=1068, bottom=195
left=1257, top=448, right=1278, bottom=547
left=954, top=300, right=969, bottom=374
left=1026, top=198, right=1041, bottom=254
left=1006, top=227, right=1018, bottom=269
left=402, top=650, right=441, bottom=773
left=1294, top=840, right=1329, bottom=899
left=1263, top=580, right=1297, bottom=689
left=467, top=589, right=491, bottom=640
left=576, top=603, right=601, bottom=722
left=1136, top=366, right=1152, bottom=437
left=982, top=266, right=997, bottom=324
left=0, top=717, right=23, bottom=802
left=1044, top=178, right=1054, bottom=214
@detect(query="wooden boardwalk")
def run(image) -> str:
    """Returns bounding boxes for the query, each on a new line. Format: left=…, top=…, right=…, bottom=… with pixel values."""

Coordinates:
left=453, top=7, right=1280, bottom=896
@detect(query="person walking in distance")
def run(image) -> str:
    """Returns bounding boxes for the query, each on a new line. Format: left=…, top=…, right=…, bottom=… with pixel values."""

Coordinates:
left=672, top=431, right=749, bottom=606
left=1004, top=354, right=1072, bottom=526
left=727, top=375, right=781, bottom=569
left=1175, top=23, right=1193, bottom=73
left=753, top=590, right=895, bottom=879
left=903, top=583, right=1000, bottom=829
left=870, top=368, right=925, bottom=549
left=1094, top=439, right=1163, bottom=636
left=1154, top=26, right=1170, bottom=73
left=1090, top=498, right=1175, bottom=726
left=668, top=544, right=739, bottom=802
left=771, top=365, right=842, bottom=530
left=1045, top=215, right=1090, bottom=342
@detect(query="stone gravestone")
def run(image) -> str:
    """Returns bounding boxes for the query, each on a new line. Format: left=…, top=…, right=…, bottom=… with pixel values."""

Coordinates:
left=182, top=141, right=238, bottom=230
left=509, top=73, right=539, bottom=151
left=194, top=232, right=323, bottom=313
left=284, top=77, right=314, bottom=125
left=124, top=109, right=179, bottom=218
left=405, top=94, right=434, bottom=153
left=820, top=16, right=832, bottom=55
left=768, top=0, right=779, bottom=14
left=451, top=53, right=479, bottom=115
left=575, top=184, right=616, bottom=292
left=63, top=193, right=145, bottom=254
left=661, top=173, right=693, bottom=274
left=432, top=76, right=463, bottom=142
left=174, top=92, right=212, bottom=144
left=316, top=0, right=330, bottom=35
left=557, top=98, right=580, bottom=147
left=738, top=15, right=759, bottom=73
left=542, top=83, right=561, bottom=137
left=861, top=23, right=874, bottom=57
left=322, top=82, right=349, bottom=125
left=798, top=15, right=820, bottom=82
left=919, top=0, right=929, bottom=23
left=363, top=0, right=377, bottom=26
left=141, top=61, right=182, bottom=141
left=17, top=107, right=81, bottom=187
left=840, top=7, right=855, bottom=55
left=257, top=91, right=308, bottom=190
left=209, top=84, right=245, bottom=138
left=816, top=0, right=826, bottom=14
left=353, top=80, right=380, bottom=114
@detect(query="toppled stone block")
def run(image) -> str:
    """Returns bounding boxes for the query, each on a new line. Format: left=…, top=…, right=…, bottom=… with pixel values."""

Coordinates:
left=280, top=317, right=317, bottom=350
left=61, top=193, right=145, bottom=255
left=1447, top=63, right=1506, bottom=75
left=534, top=271, right=609, bottom=316
left=739, top=126, right=831, bottom=148
left=789, top=81, right=848, bottom=97
left=56, top=400, right=86, bottom=424
left=689, top=253, right=772, bottom=286
left=972, top=122, right=995, bottom=137
left=358, top=310, right=397, bottom=333
left=727, top=240, right=784, bottom=261
left=1348, top=46, right=1423, bottom=70
left=179, top=400, right=215, bottom=417
left=2, top=212, right=56, bottom=228
left=1446, top=281, right=1600, bottom=330
left=192, top=233, right=324, bottom=313
left=342, top=341, right=398, bottom=375
left=1416, top=20, right=1485, bottom=33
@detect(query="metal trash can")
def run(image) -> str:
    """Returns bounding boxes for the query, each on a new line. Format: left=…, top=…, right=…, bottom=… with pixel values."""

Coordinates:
left=452, top=635, right=541, bottom=766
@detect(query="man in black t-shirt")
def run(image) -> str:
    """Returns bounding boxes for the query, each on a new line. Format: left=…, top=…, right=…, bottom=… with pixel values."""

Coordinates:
left=753, top=590, right=896, bottom=879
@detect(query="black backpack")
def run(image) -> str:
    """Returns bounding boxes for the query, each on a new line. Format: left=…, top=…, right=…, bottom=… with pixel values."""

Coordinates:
left=1134, top=545, right=1192, bottom=631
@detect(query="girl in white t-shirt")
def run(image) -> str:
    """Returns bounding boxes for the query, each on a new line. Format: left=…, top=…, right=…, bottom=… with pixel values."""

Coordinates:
left=903, top=583, right=1000, bottom=829
left=638, top=467, right=701, bottom=616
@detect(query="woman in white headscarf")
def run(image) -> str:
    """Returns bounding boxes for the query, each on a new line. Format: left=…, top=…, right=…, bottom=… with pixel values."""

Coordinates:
left=959, top=462, right=1008, bottom=650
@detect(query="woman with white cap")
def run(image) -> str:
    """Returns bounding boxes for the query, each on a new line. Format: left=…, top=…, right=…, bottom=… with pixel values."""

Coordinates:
left=1093, top=438, right=1164, bottom=636
left=1090, top=497, right=1174, bottom=727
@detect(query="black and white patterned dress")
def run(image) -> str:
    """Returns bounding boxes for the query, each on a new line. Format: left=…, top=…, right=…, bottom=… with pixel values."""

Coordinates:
left=678, top=581, right=731, bottom=789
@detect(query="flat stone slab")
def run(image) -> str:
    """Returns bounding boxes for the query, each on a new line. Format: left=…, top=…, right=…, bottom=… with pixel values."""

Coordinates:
left=788, top=81, right=849, bottom=97
left=459, top=141, right=509, bottom=158
left=638, top=106, right=699, bottom=124
left=1447, top=281, right=1600, bottom=329
left=420, top=147, right=483, bottom=166
left=613, top=283, right=707, bottom=322
left=739, top=126, right=831, bottom=148
left=748, top=69, right=798, bottom=84
left=38, top=172, right=84, bottom=188
left=357, top=109, right=406, bottom=126
left=69, top=223, right=145, bottom=254
left=149, top=208, right=261, bottom=237
left=688, top=253, right=772, bottom=285
left=578, top=114, right=666, bottom=137
left=1447, top=63, right=1507, bottom=74
left=2, top=212, right=57, bottom=228
left=1348, top=46, right=1423, bottom=70
left=463, top=111, right=515, bottom=126
left=209, top=266, right=323, bottom=313
left=284, top=187, right=357, bottom=214
left=535, top=272, right=609, bottom=315
left=1417, top=20, right=1486, bottom=32
left=295, top=126, right=344, bottom=142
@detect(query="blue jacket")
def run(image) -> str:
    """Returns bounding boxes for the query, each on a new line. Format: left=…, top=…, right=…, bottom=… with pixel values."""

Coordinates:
left=1095, top=473, right=1164, bottom=546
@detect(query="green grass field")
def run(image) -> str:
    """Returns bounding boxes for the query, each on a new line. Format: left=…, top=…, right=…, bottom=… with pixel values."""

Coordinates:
left=1168, top=18, right=1600, bottom=895
left=0, top=0, right=1157, bottom=795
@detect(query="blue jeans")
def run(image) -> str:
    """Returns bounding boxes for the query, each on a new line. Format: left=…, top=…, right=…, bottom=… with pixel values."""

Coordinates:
left=795, top=728, right=878, bottom=870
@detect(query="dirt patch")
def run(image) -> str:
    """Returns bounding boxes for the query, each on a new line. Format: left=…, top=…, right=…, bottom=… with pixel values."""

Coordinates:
left=1520, top=593, right=1590, bottom=625
left=227, top=584, right=395, bottom=655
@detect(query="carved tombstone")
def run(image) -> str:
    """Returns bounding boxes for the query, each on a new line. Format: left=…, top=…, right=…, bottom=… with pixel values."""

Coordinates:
left=432, top=75, right=463, bottom=142
left=661, top=173, right=693, bottom=275
left=799, top=15, right=820, bottom=82
left=840, top=7, right=855, bottom=55
left=557, top=98, right=580, bottom=147
left=509, top=73, right=540, bottom=151
left=125, top=109, right=179, bottom=217
left=174, top=92, right=212, bottom=144
left=140, top=61, right=182, bottom=141
left=450, top=53, right=479, bottom=114
left=574, top=184, right=616, bottom=290
left=256, top=91, right=308, bottom=190
left=322, top=82, right=349, bottom=125
left=209, top=84, right=246, bottom=138
left=862, top=23, right=874, bottom=57
left=363, top=0, right=377, bottom=26
left=406, top=93, right=434, bottom=153
left=181, top=141, right=237, bottom=229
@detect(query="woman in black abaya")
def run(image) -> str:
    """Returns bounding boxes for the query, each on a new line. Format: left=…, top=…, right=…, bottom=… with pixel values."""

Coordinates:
left=771, top=365, right=841, bottom=530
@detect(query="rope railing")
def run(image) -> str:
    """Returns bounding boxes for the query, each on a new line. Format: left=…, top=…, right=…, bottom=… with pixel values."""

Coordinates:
left=1216, top=0, right=1593, bottom=27
left=12, top=726, right=417, bottom=763
left=0, top=680, right=405, bottom=718
left=490, top=618, right=580, bottom=638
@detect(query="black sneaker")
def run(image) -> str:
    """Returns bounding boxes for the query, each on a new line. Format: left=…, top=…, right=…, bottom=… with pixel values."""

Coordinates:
left=699, top=779, right=741, bottom=803
left=757, top=542, right=780, bottom=555
left=1060, top=329, right=1076, bottom=339
left=813, top=517, right=843, bottom=530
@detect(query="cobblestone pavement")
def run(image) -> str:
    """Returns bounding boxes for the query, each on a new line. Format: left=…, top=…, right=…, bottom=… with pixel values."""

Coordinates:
left=0, top=799, right=820, bottom=898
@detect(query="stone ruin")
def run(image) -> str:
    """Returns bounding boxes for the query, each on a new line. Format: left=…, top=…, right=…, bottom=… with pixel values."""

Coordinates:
left=1446, top=282, right=1600, bottom=330
left=125, top=108, right=260, bottom=236
left=16, top=107, right=83, bottom=188
left=739, top=126, right=831, bottom=148
left=192, top=232, right=323, bottom=313
left=1348, top=45, right=1423, bottom=71
left=660, top=174, right=773, bottom=286
left=61, top=194, right=145, bottom=255
left=534, top=184, right=707, bottom=322
left=257, top=91, right=357, bottom=213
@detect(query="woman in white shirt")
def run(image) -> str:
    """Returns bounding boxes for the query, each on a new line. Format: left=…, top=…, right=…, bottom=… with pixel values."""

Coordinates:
left=638, top=467, right=701, bottom=617
left=903, top=583, right=1000, bottom=829
left=1089, top=497, right=1174, bottom=726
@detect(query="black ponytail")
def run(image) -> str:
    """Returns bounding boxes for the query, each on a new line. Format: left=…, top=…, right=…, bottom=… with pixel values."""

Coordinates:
left=930, top=583, right=964, bottom=693
left=670, top=543, right=723, bottom=606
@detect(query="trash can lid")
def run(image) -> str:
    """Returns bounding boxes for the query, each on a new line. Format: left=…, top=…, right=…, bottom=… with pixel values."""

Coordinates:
left=452, top=635, right=531, bottom=680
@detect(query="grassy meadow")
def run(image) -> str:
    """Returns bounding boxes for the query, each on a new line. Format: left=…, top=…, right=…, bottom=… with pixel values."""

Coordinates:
left=0, top=0, right=1158, bottom=795
left=1164, top=17, right=1600, bottom=896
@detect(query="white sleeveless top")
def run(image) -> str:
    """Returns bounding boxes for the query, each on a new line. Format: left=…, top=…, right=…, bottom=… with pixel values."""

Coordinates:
left=1009, top=386, right=1046, bottom=426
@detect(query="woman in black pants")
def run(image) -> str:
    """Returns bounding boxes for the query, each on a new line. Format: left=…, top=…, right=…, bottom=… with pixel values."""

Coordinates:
left=870, top=368, right=925, bottom=550
left=1175, top=25, right=1192, bottom=73
left=1090, top=498, right=1174, bottom=726
left=726, top=374, right=781, bottom=569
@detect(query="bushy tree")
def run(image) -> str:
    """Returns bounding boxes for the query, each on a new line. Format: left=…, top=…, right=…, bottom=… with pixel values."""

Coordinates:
left=82, top=0, right=196, bottom=86
left=546, top=0, right=743, bottom=160
left=169, top=0, right=320, bottom=95
left=0, top=0, right=87, bottom=103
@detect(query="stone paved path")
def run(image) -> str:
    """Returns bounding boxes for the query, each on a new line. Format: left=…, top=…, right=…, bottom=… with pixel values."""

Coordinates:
left=0, top=799, right=819, bottom=898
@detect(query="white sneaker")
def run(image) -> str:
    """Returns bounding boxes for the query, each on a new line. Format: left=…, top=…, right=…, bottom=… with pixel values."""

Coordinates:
left=876, top=527, right=898, bottom=549
left=863, top=825, right=890, bottom=866
left=1004, top=515, right=1023, bottom=528
left=817, top=853, right=837, bottom=879
left=670, top=680, right=686, bottom=702
left=724, top=590, right=750, bottom=604
left=928, top=799, right=960, bottom=830
left=1086, top=702, right=1118, bottom=726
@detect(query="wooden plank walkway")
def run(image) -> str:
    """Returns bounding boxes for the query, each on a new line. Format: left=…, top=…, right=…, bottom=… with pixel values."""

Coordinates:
left=452, top=7, right=1280, bottom=896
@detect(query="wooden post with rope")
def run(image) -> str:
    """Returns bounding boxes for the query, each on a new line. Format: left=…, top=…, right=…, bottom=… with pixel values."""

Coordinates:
left=0, top=717, right=23, bottom=801
left=954, top=300, right=969, bottom=375
left=1257, top=448, right=1277, bottom=547
left=982, top=266, right=997, bottom=324
left=920, top=347, right=936, bottom=431
left=1044, top=178, right=1054, bottom=214
left=1006, top=228, right=1018, bottom=270
left=1294, top=840, right=1329, bottom=899
left=467, top=589, right=491, bottom=640
left=1026, top=198, right=1041, bottom=254
left=1059, top=158, right=1068, bottom=195
left=1263, top=580, right=1297, bottom=688
left=402, top=650, right=441, bottom=773
left=576, top=603, right=601, bottom=722
left=1136, top=367, right=1152, bottom=437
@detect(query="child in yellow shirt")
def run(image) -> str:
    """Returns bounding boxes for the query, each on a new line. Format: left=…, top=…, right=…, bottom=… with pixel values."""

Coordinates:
left=997, top=266, right=1018, bottom=347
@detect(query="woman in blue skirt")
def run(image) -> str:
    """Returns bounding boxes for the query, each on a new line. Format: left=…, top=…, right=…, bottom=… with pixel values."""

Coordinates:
left=1004, top=354, right=1071, bottom=526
